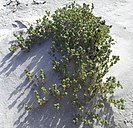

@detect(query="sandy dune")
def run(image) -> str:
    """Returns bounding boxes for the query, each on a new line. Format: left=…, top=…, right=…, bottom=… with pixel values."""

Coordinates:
left=0, top=0, right=133, bottom=128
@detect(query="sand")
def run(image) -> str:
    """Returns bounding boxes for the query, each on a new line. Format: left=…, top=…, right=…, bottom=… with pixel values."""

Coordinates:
left=0, top=0, right=133, bottom=128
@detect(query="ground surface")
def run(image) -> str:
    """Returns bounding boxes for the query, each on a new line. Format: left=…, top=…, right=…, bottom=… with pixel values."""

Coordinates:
left=0, top=0, right=133, bottom=128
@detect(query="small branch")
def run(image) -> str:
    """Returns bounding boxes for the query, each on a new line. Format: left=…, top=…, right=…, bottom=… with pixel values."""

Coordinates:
left=33, top=0, right=46, bottom=5
left=16, top=0, right=20, bottom=6
left=3, top=0, right=20, bottom=7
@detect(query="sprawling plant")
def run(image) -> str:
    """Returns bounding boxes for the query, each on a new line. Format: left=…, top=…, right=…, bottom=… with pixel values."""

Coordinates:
left=10, top=2, right=125, bottom=127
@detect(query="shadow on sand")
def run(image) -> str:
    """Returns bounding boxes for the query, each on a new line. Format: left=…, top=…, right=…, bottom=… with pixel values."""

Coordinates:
left=2, top=39, right=117, bottom=128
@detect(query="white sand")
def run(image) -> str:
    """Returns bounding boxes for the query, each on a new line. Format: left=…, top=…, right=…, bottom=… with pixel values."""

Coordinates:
left=0, top=0, right=133, bottom=128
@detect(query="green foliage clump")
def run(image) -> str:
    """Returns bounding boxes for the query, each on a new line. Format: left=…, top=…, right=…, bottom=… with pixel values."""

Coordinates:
left=25, top=69, right=48, bottom=110
left=10, top=2, right=125, bottom=127
left=9, top=11, right=52, bottom=52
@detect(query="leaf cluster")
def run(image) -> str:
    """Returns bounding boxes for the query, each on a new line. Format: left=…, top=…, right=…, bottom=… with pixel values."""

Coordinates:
left=11, top=2, right=125, bottom=127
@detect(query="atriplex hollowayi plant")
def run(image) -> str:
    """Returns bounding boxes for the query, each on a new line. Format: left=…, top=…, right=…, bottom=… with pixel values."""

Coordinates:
left=10, top=2, right=125, bottom=127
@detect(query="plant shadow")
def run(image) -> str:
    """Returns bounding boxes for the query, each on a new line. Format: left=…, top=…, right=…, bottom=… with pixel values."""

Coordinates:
left=6, top=39, right=77, bottom=128
left=99, top=103, right=117, bottom=128
left=6, top=39, right=117, bottom=128
left=0, top=39, right=52, bottom=76
left=14, top=95, right=77, bottom=128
